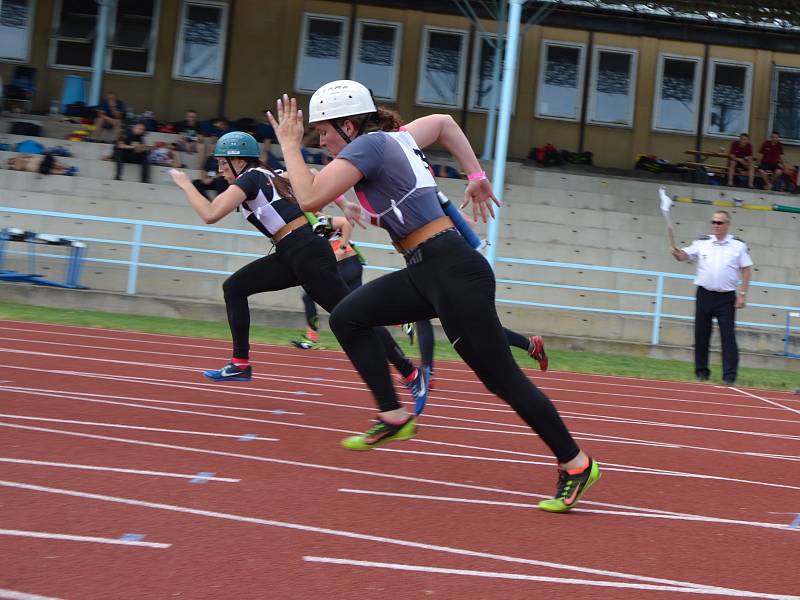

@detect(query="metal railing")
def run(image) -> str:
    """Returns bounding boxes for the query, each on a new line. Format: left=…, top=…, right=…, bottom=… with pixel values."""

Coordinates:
left=2, top=206, right=798, bottom=348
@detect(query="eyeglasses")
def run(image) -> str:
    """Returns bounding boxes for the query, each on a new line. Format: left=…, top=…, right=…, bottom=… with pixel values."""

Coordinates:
left=710, top=220, right=729, bottom=225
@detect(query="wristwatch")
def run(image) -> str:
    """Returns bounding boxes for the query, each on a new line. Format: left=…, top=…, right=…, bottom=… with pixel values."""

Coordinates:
left=738, top=291, right=747, bottom=296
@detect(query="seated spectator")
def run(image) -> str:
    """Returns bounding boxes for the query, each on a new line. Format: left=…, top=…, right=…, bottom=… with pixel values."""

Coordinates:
left=94, top=91, right=126, bottom=137
left=174, top=109, right=203, bottom=154
left=191, top=143, right=228, bottom=200
left=149, top=141, right=181, bottom=167
left=726, top=133, right=754, bottom=188
left=204, top=117, right=232, bottom=141
left=7, top=153, right=76, bottom=176
left=113, top=121, right=150, bottom=183
left=757, top=131, right=784, bottom=191
left=773, top=164, right=798, bottom=194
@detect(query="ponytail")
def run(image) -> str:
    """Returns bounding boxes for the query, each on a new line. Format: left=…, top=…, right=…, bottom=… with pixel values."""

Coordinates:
left=244, top=158, right=297, bottom=203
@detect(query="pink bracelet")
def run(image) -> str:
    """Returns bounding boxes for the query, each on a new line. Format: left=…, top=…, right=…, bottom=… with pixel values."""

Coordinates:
left=334, top=195, right=346, bottom=206
left=467, top=170, right=487, bottom=181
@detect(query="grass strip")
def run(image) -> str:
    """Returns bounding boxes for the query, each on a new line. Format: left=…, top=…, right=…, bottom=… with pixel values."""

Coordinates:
left=0, top=301, right=798, bottom=391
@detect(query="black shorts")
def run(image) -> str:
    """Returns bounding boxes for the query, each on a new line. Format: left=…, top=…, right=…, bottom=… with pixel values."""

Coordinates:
left=759, top=162, right=780, bottom=172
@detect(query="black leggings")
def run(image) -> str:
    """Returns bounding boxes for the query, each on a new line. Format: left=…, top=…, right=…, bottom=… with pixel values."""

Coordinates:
left=415, top=320, right=530, bottom=372
left=329, top=230, right=579, bottom=464
left=301, top=254, right=413, bottom=377
left=222, top=227, right=347, bottom=358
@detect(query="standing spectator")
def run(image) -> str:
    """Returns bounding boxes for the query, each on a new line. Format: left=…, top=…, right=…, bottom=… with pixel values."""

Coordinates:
left=192, top=142, right=228, bottom=200
left=726, top=133, right=754, bottom=188
left=671, top=211, right=752, bottom=386
left=94, top=91, right=126, bottom=138
left=113, top=121, right=150, bottom=183
left=757, top=131, right=784, bottom=191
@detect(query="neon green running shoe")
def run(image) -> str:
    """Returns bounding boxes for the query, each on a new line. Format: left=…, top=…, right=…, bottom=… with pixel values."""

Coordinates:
left=341, top=417, right=416, bottom=451
left=538, top=457, right=601, bottom=513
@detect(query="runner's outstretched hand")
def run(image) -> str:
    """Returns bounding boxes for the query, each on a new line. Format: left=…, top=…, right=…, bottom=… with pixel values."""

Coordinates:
left=461, top=178, right=500, bottom=222
left=267, top=94, right=304, bottom=152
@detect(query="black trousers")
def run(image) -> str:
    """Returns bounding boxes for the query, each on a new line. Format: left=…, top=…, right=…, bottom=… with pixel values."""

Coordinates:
left=222, top=227, right=349, bottom=358
left=694, top=287, right=738, bottom=382
left=302, top=254, right=413, bottom=378
left=414, top=319, right=530, bottom=373
left=329, top=230, right=580, bottom=464
left=113, top=148, right=150, bottom=183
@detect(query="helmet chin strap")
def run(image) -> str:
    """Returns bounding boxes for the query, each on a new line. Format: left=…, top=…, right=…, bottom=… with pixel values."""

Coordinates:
left=331, top=114, right=374, bottom=144
left=226, top=157, right=243, bottom=178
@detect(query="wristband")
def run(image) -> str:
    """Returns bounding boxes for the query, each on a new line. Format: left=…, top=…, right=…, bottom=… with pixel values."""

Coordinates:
left=467, top=170, right=487, bottom=181
left=738, top=291, right=747, bottom=296
left=334, top=195, right=346, bottom=206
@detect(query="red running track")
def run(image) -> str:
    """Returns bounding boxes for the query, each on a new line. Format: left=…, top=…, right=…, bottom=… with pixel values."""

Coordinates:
left=0, top=319, right=799, bottom=600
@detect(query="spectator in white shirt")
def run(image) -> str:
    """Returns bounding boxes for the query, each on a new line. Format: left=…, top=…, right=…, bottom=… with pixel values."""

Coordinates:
left=671, top=211, right=752, bottom=385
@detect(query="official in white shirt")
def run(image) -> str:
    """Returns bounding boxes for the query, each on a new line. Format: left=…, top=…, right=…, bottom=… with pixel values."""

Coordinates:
left=671, top=210, right=752, bottom=385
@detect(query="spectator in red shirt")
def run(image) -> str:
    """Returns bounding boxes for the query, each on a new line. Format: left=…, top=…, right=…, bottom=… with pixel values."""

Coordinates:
left=758, top=131, right=785, bottom=191
left=726, top=133, right=754, bottom=188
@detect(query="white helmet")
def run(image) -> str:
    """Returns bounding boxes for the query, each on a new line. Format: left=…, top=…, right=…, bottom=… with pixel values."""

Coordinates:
left=308, top=80, right=376, bottom=123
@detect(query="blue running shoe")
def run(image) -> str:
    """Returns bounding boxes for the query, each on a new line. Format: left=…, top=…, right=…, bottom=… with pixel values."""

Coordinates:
left=203, top=363, right=252, bottom=382
left=404, top=366, right=430, bottom=415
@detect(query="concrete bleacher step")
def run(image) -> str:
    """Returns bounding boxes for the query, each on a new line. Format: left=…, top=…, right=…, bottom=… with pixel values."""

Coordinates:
left=0, top=150, right=203, bottom=184
left=1, top=132, right=206, bottom=170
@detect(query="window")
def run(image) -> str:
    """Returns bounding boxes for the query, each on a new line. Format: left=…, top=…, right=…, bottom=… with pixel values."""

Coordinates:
left=351, top=20, right=401, bottom=101
left=705, top=60, right=752, bottom=137
left=296, top=14, right=348, bottom=93
left=469, top=32, right=518, bottom=112
left=50, top=0, right=97, bottom=69
left=769, top=67, right=800, bottom=143
left=108, top=0, right=160, bottom=75
left=416, top=27, right=468, bottom=108
left=588, top=47, right=637, bottom=127
left=653, top=54, right=702, bottom=133
left=536, top=41, right=585, bottom=121
left=173, top=1, right=229, bottom=83
left=0, top=0, right=34, bottom=62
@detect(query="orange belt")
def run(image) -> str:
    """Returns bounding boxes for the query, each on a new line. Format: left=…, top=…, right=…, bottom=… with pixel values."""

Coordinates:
left=392, top=216, right=455, bottom=253
left=273, top=216, right=308, bottom=242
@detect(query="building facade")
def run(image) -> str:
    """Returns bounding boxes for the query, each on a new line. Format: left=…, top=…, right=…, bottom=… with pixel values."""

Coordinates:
left=2, top=0, right=799, bottom=169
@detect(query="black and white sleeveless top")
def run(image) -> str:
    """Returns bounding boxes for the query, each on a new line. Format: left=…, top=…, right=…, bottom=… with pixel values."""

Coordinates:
left=233, top=167, right=304, bottom=238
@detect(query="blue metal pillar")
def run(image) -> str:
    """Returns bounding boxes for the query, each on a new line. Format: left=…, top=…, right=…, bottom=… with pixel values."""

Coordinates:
left=480, top=0, right=507, bottom=161
left=485, top=0, right=522, bottom=269
left=89, top=0, right=116, bottom=107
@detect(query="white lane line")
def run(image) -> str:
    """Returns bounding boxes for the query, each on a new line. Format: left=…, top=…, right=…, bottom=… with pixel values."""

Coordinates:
left=375, top=448, right=800, bottom=492
left=0, top=421, right=784, bottom=522
left=1, top=341, right=788, bottom=415
left=1, top=325, right=786, bottom=397
left=4, top=385, right=800, bottom=488
left=7, top=374, right=798, bottom=448
left=0, top=387, right=341, bottom=435
left=0, top=413, right=278, bottom=443
left=301, top=556, right=800, bottom=599
left=732, top=387, right=800, bottom=417
left=1, top=379, right=310, bottom=417
left=336, top=489, right=794, bottom=532
left=0, top=529, right=170, bottom=548
left=0, top=458, right=240, bottom=482
left=6, top=324, right=798, bottom=405
left=0, top=478, right=789, bottom=598
left=8, top=383, right=800, bottom=475
left=0, top=589, right=65, bottom=600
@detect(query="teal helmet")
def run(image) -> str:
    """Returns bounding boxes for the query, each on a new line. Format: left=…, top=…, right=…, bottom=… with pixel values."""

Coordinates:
left=214, top=131, right=260, bottom=158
